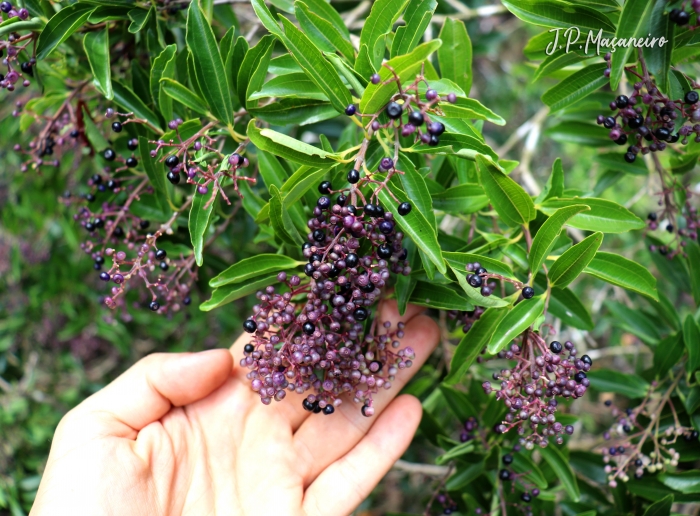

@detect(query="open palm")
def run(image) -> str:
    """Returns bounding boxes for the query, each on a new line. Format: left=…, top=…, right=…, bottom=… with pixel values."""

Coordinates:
left=30, top=301, right=439, bottom=516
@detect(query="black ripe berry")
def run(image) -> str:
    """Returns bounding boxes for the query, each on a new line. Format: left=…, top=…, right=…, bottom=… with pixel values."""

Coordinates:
left=243, top=319, right=257, bottom=333
left=304, top=263, right=315, bottom=276
left=673, top=9, right=690, bottom=25
left=377, top=244, right=392, bottom=259
left=20, top=61, right=33, bottom=76
left=581, top=354, right=593, bottom=365
left=336, top=194, right=347, bottom=206
left=666, top=223, right=674, bottom=232
left=502, top=454, right=513, bottom=465
left=615, top=95, right=629, bottom=109
left=313, top=229, right=325, bottom=242
left=669, top=133, right=680, bottom=143
left=165, top=155, right=179, bottom=168
left=302, top=322, right=315, bottom=335
left=522, top=286, right=535, bottom=299
left=428, top=134, right=440, bottom=146
left=318, top=181, right=331, bottom=194
left=113, top=226, right=124, bottom=237
left=386, top=101, right=403, bottom=119
left=155, top=249, right=167, bottom=260
left=92, top=173, right=102, bottom=184
left=149, top=301, right=160, bottom=311
left=317, top=196, right=331, bottom=210
left=167, top=170, right=181, bottom=184
left=624, top=152, right=636, bottom=163
left=103, top=148, right=116, bottom=161
left=354, top=307, right=368, bottom=321
left=126, top=157, right=138, bottom=168
left=628, top=116, right=644, bottom=129
left=549, top=341, right=563, bottom=354
left=345, top=104, right=356, bottom=116
left=648, top=212, right=658, bottom=221
left=111, top=121, right=123, bottom=133
left=323, top=404, right=335, bottom=415
left=159, top=261, right=169, bottom=271
left=574, top=371, right=587, bottom=383
left=498, top=469, right=511, bottom=481
left=345, top=253, right=359, bottom=268
left=302, top=398, right=315, bottom=411
left=615, top=134, right=628, bottom=146
left=347, top=169, right=361, bottom=184
left=427, top=121, right=445, bottom=135
left=603, top=117, right=615, bottom=129
left=521, top=493, right=532, bottom=503
left=244, top=343, right=255, bottom=354
left=468, top=274, right=483, bottom=288
left=127, top=139, right=139, bottom=151
left=655, top=127, right=671, bottom=141
left=86, top=193, right=96, bottom=203
left=398, top=202, right=412, bottom=216
left=685, top=91, right=700, bottom=104
left=408, top=111, right=424, bottom=126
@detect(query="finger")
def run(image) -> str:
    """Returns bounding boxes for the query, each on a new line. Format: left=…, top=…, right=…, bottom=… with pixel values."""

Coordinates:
left=76, top=349, right=233, bottom=437
left=302, top=395, right=422, bottom=516
left=230, top=331, right=312, bottom=430
left=293, top=300, right=439, bottom=486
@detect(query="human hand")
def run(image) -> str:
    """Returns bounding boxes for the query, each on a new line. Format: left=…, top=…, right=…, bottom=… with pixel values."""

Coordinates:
left=30, top=301, right=440, bottom=516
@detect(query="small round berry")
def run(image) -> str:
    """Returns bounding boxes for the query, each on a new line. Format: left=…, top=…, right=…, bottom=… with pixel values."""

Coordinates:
left=318, top=181, right=332, bottom=194
left=103, top=148, right=116, bottom=161
left=345, top=104, right=357, bottom=116
left=624, top=152, right=636, bottom=163
left=550, top=341, right=563, bottom=354
left=165, top=155, right=179, bottom=168
left=370, top=73, right=381, bottom=85
left=312, top=229, right=325, bottom=242
left=86, top=194, right=96, bottom=203
left=648, top=212, right=658, bottom=221
left=655, top=127, right=671, bottom=141
left=20, top=61, right=32, bottom=76
left=522, top=286, right=535, bottom=299
left=377, top=244, right=392, bottom=259
left=628, top=115, right=644, bottom=129
left=408, top=111, right=424, bottom=126
left=427, top=121, right=445, bottom=135
left=447, top=92, right=457, bottom=103
left=666, top=223, right=674, bottom=232
left=521, top=493, right=532, bottom=503
left=354, top=307, right=368, bottom=321
left=428, top=134, right=440, bottom=146
left=159, top=261, right=169, bottom=271
left=99, top=272, right=110, bottom=281
left=336, top=194, right=347, bottom=206
left=468, top=274, right=483, bottom=288
left=574, top=372, right=587, bottom=383
left=498, top=469, right=511, bottom=481
left=155, top=249, right=167, bottom=260
left=317, top=196, right=331, bottom=210
left=127, top=139, right=139, bottom=151
left=502, top=454, right=513, bottom=465
left=149, top=300, right=160, bottom=311
left=345, top=253, right=359, bottom=268
left=167, top=171, right=181, bottom=184
left=244, top=343, right=255, bottom=354
left=674, top=9, right=691, bottom=25
left=0, top=2, right=11, bottom=13
left=686, top=91, right=700, bottom=104
left=480, top=286, right=492, bottom=297
left=302, top=398, right=315, bottom=411
left=347, top=169, right=361, bottom=184
left=603, top=117, right=615, bottom=129
left=398, top=202, right=412, bottom=216
left=111, top=121, right=123, bottom=133
left=323, top=405, right=335, bottom=415
left=379, top=157, right=394, bottom=171
left=126, top=157, right=138, bottom=168
left=615, top=134, right=628, bottom=146
left=425, top=89, right=438, bottom=101
left=361, top=404, right=374, bottom=417
left=386, top=101, right=403, bottom=119
left=378, top=220, right=394, bottom=234
left=581, top=354, right=593, bottom=365
left=302, top=322, right=315, bottom=335
left=615, top=95, right=629, bottom=109
left=243, top=319, right=257, bottom=333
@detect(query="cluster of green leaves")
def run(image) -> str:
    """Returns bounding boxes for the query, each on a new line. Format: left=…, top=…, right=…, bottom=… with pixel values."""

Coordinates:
left=2, top=0, right=700, bottom=513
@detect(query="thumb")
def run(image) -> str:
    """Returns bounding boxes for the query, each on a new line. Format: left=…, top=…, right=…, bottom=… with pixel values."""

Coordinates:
left=75, top=349, right=233, bottom=437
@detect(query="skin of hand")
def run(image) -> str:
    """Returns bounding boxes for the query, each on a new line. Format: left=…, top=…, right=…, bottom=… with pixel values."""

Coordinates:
left=30, top=301, right=440, bottom=516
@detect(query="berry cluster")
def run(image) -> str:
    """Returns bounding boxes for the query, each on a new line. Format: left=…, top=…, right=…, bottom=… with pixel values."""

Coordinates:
left=483, top=334, right=591, bottom=447
left=460, top=416, right=479, bottom=443
left=600, top=395, right=699, bottom=487
left=430, top=492, right=459, bottom=515
left=447, top=307, right=485, bottom=334
left=240, top=182, right=415, bottom=415
left=596, top=62, right=700, bottom=163
left=465, top=261, right=535, bottom=300
left=471, top=453, right=541, bottom=516
left=668, top=3, right=700, bottom=27
left=646, top=199, right=699, bottom=257
left=0, top=2, right=33, bottom=93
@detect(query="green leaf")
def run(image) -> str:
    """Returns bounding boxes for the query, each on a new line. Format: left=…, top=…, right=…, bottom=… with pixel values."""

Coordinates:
left=396, top=242, right=417, bottom=315
left=186, top=0, right=233, bottom=125
left=684, top=315, right=700, bottom=376
left=487, top=296, right=545, bottom=354
left=587, top=369, right=650, bottom=398
left=687, top=241, right=700, bottom=305
left=653, top=333, right=684, bottom=379
left=83, top=29, right=113, bottom=100
left=408, top=131, right=497, bottom=161
left=237, top=34, right=275, bottom=106
left=548, top=232, right=603, bottom=288
left=251, top=0, right=284, bottom=37
left=391, top=0, right=437, bottom=58
left=609, top=0, right=655, bottom=90
left=435, top=441, right=475, bottom=465
left=150, top=44, right=177, bottom=121
left=643, top=494, right=673, bottom=516
left=445, top=461, right=485, bottom=490
left=538, top=197, right=645, bottom=233
left=409, top=282, right=471, bottom=310
left=605, top=300, right=662, bottom=345
left=501, top=0, right=616, bottom=33
left=533, top=51, right=586, bottom=82
left=437, top=97, right=505, bottom=126
left=139, top=136, right=171, bottom=212
left=437, top=18, right=472, bottom=95
left=360, top=40, right=442, bottom=115
left=444, top=252, right=513, bottom=277
left=476, top=154, right=535, bottom=227
left=529, top=204, right=589, bottom=274
left=536, top=158, right=565, bottom=203
left=512, top=453, right=548, bottom=489
left=127, top=7, right=151, bottom=33
left=248, top=98, right=337, bottom=126
left=658, top=471, right=700, bottom=494
left=160, top=78, right=209, bottom=116
left=248, top=72, right=327, bottom=101
left=431, top=184, right=489, bottom=214
left=281, top=166, right=327, bottom=207
left=449, top=262, right=509, bottom=308
left=210, top=254, right=304, bottom=288
left=298, top=0, right=349, bottom=38
left=0, top=18, right=43, bottom=38
left=277, top=17, right=351, bottom=114
left=542, top=63, right=609, bottom=112
left=36, top=4, right=95, bottom=60
left=444, top=307, right=507, bottom=385
left=539, top=445, right=580, bottom=503
left=189, top=190, right=216, bottom=267
left=295, top=2, right=355, bottom=59
left=358, top=0, right=409, bottom=70
left=200, top=274, right=279, bottom=311
left=398, top=153, right=436, bottom=230
left=644, top=0, right=673, bottom=94
left=247, top=120, right=340, bottom=167
left=372, top=177, right=446, bottom=274
left=584, top=252, right=659, bottom=301
left=439, top=385, right=478, bottom=422
left=112, top=81, right=162, bottom=133
left=269, top=184, right=303, bottom=246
